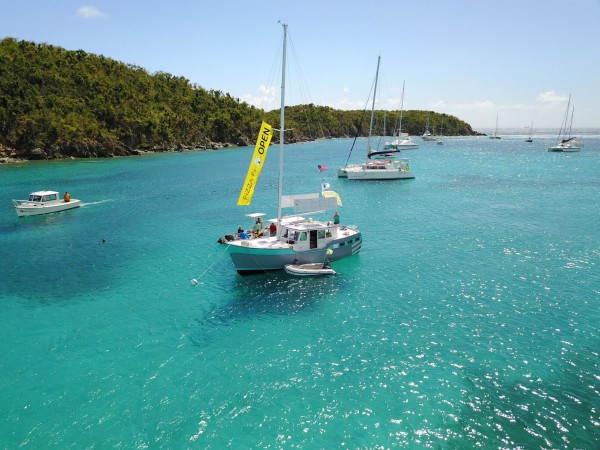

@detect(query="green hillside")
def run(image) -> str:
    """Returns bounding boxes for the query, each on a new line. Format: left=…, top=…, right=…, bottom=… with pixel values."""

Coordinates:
left=0, top=38, right=476, bottom=161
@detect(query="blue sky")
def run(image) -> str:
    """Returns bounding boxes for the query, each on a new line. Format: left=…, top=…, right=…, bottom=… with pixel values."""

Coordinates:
left=2, top=0, right=599, bottom=130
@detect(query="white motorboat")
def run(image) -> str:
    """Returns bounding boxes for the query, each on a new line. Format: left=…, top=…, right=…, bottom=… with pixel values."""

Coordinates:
left=223, top=24, right=362, bottom=274
left=284, top=261, right=336, bottom=276
left=12, top=190, right=81, bottom=217
left=338, top=56, right=415, bottom=181
left=548, top=95, right=582, bottom=152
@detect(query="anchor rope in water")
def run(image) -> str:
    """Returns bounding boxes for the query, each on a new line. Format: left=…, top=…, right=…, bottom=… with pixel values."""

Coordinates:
left=191, top=244, right=231, bottom=285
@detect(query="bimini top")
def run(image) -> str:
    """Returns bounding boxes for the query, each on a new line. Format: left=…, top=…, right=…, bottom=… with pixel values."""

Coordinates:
left=29, top=190, right=59, bottom=197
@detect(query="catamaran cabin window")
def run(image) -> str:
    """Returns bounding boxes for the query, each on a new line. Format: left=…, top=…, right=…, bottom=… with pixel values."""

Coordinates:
left=317, top=230, right=326, bottom=239
left=299, top=232, right=307, bottom=241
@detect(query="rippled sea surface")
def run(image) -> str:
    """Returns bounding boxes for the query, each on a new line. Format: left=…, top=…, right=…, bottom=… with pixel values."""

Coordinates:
left=1, top=131, right=599, bottom=448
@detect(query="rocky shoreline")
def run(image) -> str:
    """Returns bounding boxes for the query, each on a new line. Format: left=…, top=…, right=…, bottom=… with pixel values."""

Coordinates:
left=0, top=132, right=330, bottom=164
left=1, top=131, right=484, bottom=164
left=0, top=137, right=249, bottom=164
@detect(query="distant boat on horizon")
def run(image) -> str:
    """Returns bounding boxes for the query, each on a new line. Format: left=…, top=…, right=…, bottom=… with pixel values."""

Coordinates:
left=489, top=112, right=501, bottom=139
left=525, top=121, right=533, bottom=142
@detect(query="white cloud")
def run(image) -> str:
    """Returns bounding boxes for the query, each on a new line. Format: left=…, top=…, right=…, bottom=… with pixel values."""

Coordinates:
left=77, top=6, right=108, bottom=19
left=241, top=85, right=278, bottom=110
left=537, top=90, right=568, bottom=104
left=429, top=100, right=447, bottom=110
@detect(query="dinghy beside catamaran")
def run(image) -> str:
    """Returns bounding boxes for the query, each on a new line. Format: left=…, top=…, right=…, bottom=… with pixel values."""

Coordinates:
left=223, top=24, right=361, bottom=274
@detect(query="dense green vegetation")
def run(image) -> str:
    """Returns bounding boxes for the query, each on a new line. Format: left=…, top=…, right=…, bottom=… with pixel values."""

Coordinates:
left=0, top=38, right=476, bottom=160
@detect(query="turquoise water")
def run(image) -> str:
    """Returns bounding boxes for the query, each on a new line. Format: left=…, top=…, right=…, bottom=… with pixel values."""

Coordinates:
left=1, top=132, right=599, bottom=448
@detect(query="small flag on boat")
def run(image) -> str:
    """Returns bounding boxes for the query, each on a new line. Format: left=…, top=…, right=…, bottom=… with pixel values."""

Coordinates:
left=318, top=164, right=328, bottom=172
left=321, top=182, right=331, bottom=191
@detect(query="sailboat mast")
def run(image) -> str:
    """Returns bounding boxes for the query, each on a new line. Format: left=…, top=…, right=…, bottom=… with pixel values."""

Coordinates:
left=398, top=80, right=405, bottom=136
left=277, top=23, right=287, bottom=224
left=367, top=55, right=380, bottom=150
left=559, top=94, right=571, bottom=141
left=568, top=106, right=574, bottom=139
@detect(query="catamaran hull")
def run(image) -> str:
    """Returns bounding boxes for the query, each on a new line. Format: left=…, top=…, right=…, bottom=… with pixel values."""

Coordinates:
left=548, top=145, right=581, bottom=152
left=346, top=171, right=414, bottom=180
left=228, top=235, right=361, bottom=274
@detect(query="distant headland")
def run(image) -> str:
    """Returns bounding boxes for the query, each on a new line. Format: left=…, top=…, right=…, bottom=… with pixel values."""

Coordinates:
left=0, top=38, right=479, bottom=163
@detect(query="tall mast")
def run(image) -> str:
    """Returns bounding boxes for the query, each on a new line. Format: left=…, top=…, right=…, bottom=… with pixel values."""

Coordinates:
left=559, top=94, right=571, bottom=141
left=398, top=80, right=405, bottom=136
left=367, top=55, right=380, bottom=150
left=277, top=23, right=287, bottom=224
left=568, top=106, right=574, bottom=139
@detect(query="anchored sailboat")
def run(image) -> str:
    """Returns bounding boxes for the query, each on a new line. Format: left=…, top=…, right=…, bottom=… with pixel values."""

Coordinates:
left=548, top=95, right=582, bottom=152
left=422, top=112, right=437, bottom=141
left=384, top=81, right=418, bottom=151
left=489, top=112, right=501, bottom=139
left=224, top=24, right=362, bottom=274
left=338, top=56, right=414, bottom=181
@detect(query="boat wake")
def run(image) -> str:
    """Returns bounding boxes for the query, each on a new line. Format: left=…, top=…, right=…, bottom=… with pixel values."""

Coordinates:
left=80, top=199, right=113, bottom=207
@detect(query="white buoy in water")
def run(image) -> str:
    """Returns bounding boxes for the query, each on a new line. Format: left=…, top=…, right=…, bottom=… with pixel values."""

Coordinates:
left=191, top=279, right=198, bottom=286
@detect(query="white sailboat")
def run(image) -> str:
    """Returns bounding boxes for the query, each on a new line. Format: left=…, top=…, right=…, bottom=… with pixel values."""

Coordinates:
left=437, top=116, right=444, bottom=145
left=421, top=112, right=438, bottom=141
left=384, top=81, right=418, bottom=151
left=338, top=56, right=414, bottom=181
left=489, top=112, right=501, bottom=139
left=224, top=24, right=362, bottom=274
left=548, top=95, right=582, bottom=152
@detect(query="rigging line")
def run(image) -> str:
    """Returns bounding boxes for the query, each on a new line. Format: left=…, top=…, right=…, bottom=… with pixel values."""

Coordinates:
left=257, top=32, right=283, bottom=113
left=287, top=33, right=326, bottom=140
left=191, top=244, right=231, bottom=285
left=344, top=81, right=374, bottom=167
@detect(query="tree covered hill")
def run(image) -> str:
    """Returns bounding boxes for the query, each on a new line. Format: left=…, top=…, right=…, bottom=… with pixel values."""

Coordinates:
left=0, top=38, right=476, bottom=161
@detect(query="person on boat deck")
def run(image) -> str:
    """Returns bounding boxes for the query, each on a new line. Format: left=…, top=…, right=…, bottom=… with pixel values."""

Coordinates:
left=239, top=230, right=249, bottom=239
left=63, top=192, right=70, bottom=202
left=269, top=222, right=277, bottom=236
left=237, top=226, right=244, bottom=235
left=252, top=218, right=263, bottom=237
left=333, top=210, right=340, bottom=226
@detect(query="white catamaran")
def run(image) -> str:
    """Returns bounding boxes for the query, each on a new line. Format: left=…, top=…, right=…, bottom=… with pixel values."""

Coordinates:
left=223, top=24, right=362, bottom=274
left=548, top=95, right=582, bottom=152
left=384, top=81, right=418, bottom=151
left=338, top=56, right=415, bottom=181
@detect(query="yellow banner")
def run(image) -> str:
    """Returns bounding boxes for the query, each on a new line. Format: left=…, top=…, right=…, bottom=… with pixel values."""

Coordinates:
left=237, top=121, right=273, bottom=206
